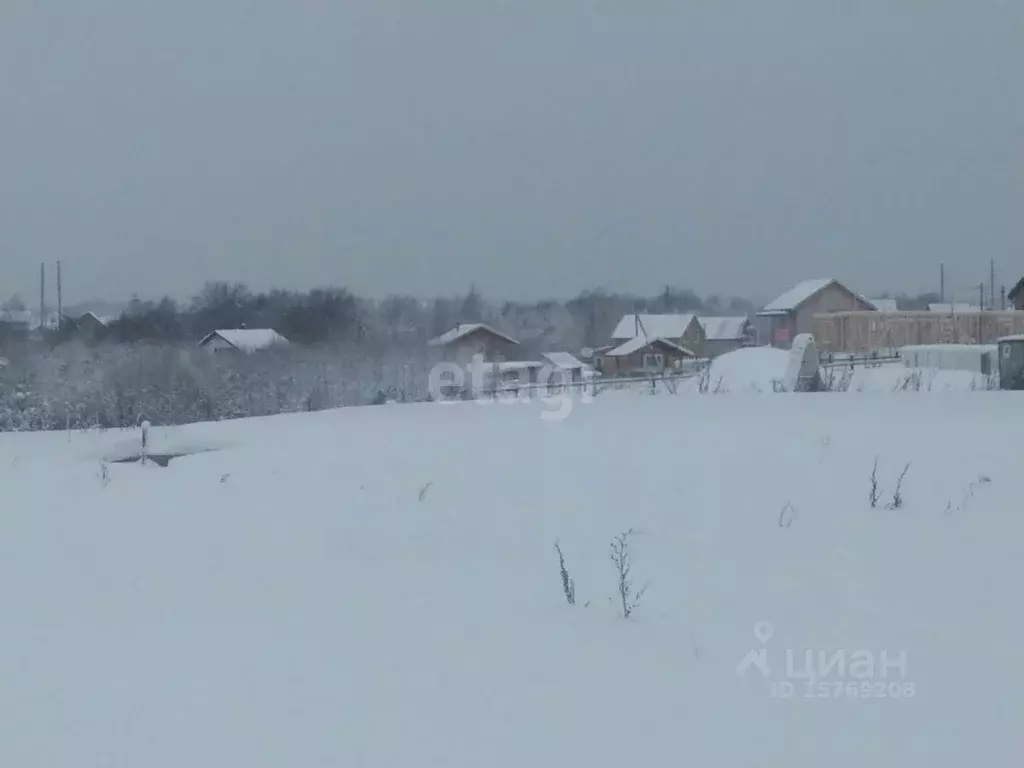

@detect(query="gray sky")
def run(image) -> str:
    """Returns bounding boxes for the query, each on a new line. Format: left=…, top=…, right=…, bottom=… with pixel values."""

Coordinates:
left=2, top=1, right=1021, bottom=306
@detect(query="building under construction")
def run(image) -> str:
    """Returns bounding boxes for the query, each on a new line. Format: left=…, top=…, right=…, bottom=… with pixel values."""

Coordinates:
left=813, top=310, right=1024, bottom=354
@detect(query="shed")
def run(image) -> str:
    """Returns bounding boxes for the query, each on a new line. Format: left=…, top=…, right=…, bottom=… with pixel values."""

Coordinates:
left=198, top=329, right=289, bottom=353
left=997, top=335, right=1024, bottom=389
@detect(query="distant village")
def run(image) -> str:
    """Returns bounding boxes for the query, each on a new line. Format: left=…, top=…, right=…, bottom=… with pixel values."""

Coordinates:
left=6, top=273, right=1024, bottom=390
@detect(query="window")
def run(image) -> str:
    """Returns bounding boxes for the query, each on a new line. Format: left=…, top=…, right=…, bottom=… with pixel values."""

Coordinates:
left=643, top=353, right=664, bottom=369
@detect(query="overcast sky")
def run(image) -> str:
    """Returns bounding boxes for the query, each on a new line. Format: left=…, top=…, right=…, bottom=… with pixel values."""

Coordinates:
left=1, top=1, right=1021, bottom=306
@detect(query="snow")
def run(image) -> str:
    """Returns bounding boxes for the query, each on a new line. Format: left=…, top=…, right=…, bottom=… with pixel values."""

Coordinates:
left=760, top=278, right=834, bottom=314
left=203, top=328, right=289, bottom=352
left=927, top=303, right=979, bottom=313
left=706, top=346, right=791, bottom=391
left=542, top=351, right=588, bottom=370
left=610, top=313, right=696, bottom=340
left=427, top=323, right=519, bottom=347
left=2, top=388, right=1022, bottom=766
left=605, top=335, right=694, bottom=357
left=867, top=298, right=898, bottom=312
left=698, top=316, right=749, bottom=341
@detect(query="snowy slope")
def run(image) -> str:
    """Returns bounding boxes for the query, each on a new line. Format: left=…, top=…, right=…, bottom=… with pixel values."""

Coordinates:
left=1, top=393, right=1021, bottom=766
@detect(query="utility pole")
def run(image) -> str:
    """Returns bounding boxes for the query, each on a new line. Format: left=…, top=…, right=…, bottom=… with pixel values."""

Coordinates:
left=39, top=262, right=45, bottom=331
left=57, top=260, right=63, bottom=328
left=1001, top=285, right=1007, bottom=311
left=979, top=283, right=985, bottom=311
left=940, top=263, right=945, bottom=303
left=990, top=259, right=995, bottom=311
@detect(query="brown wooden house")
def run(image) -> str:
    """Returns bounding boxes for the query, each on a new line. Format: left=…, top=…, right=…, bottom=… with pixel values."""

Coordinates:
left=598, top=336, right=695, bottom=377
left=756, top=278, right=875, bottom=349
left=428, top=323, right=520, bottom=364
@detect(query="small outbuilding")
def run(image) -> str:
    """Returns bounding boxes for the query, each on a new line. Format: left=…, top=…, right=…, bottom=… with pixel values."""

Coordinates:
left=997, top=335, right=1024, bottom=389
left=198, top=329, right=290, bottom=353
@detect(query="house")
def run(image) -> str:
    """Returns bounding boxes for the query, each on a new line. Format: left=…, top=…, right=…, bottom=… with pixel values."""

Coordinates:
left=598, top=336, right=695, bottom=377
left=428, top=323, right=520, bottom=364
left=76, top=311, right=110, bottom=341
left=0, top=309, right=33, bottom=341
left=610, top=313, right=706, bottom=354
left=1009, top=278, right=1024, bottom=311
left=464, top=359, right=546, bottom=392
left=698, top=316, right=755, bottom=358
left=542, top=351, right=595, bottom=384
left=198, top=329, right=289, bottom=353
left=756, top=279, right=875, bottom=348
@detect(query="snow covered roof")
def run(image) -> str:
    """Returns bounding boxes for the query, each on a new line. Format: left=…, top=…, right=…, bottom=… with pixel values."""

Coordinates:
left=604, top=336, right=695, bottom=358
left=868, top=298, right=898, bottom=312
left=698, top=316, right=749, bottom=341
left=428, top=323, right=519, bottom=347
left=542, top=351, right=589, bottom=370
left=200, top=329, right=289, bottom=352
left=0, top=309, right=33, bottom=325
left=610, top=313, right=697, bottom=341
left=928, top=303, right=979, bottom=313
left=759, top=279, right=836, bottom=315
left=465, top=360, right=546, bottom=375
left=79, top=311, right=112, bottom=326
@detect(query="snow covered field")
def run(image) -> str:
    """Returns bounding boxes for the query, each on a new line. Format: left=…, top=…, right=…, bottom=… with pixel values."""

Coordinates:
left=2, top=386, right=1021, bottom=766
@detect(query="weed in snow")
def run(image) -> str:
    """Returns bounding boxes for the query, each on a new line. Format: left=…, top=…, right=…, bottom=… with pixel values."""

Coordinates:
left=886, top=463, right=911, bottom=510
left=778, top=502, right=797, bottom=528
left=610, top=529, right=646, bottom=619
left=554, top=541, right=576, bottom=606
left=869, top=457, right=881, bottom=508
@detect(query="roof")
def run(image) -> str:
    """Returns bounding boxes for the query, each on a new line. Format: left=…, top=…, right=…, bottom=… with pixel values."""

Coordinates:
left=0, top=309, right=33, bottom=325
left=199, top=329, right=289, bottom=352
left=611, top=313, right=697, bottom=341
left=759, top=279, right=837, bottom=315
left=465, top=360, right=546, bottom=375
left=998, top=335, right=1024, bottom=343
left=927, top=303, right=979, bottom=313
left=604, top=336, right=695, bottom=358
left=79, top=311, right=112, bottom=326
left=698, top=316, right=749, bottom=341
left=868, top=298, right=898, bottom=312
left=428, top=323, right=519, bottom=347
left=542, top=351, right=589, bottom=370
left=1009, top=278, right=1024, bottom=301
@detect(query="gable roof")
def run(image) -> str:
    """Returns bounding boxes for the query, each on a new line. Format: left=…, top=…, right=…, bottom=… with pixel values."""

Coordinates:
left=542, top=351, right=589, bottom=370
left=1009, top=277, right=1024, bottom=301
left=610, top=313, right=698, bottom=341
left=759, top=279, right=835, bottom=314
left=698, top=316, right=749, bottom=341
left=199, top=329, right=289, bottom=352
left=78, top=311, right=112, bottom=326
left=427, top=323, right=519, bottom=347
left=604, top=336, right=695, bottom=358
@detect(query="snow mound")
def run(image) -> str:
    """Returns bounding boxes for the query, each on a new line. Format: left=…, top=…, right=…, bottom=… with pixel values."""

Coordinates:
left=708, top=346, right=789, bottom=392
